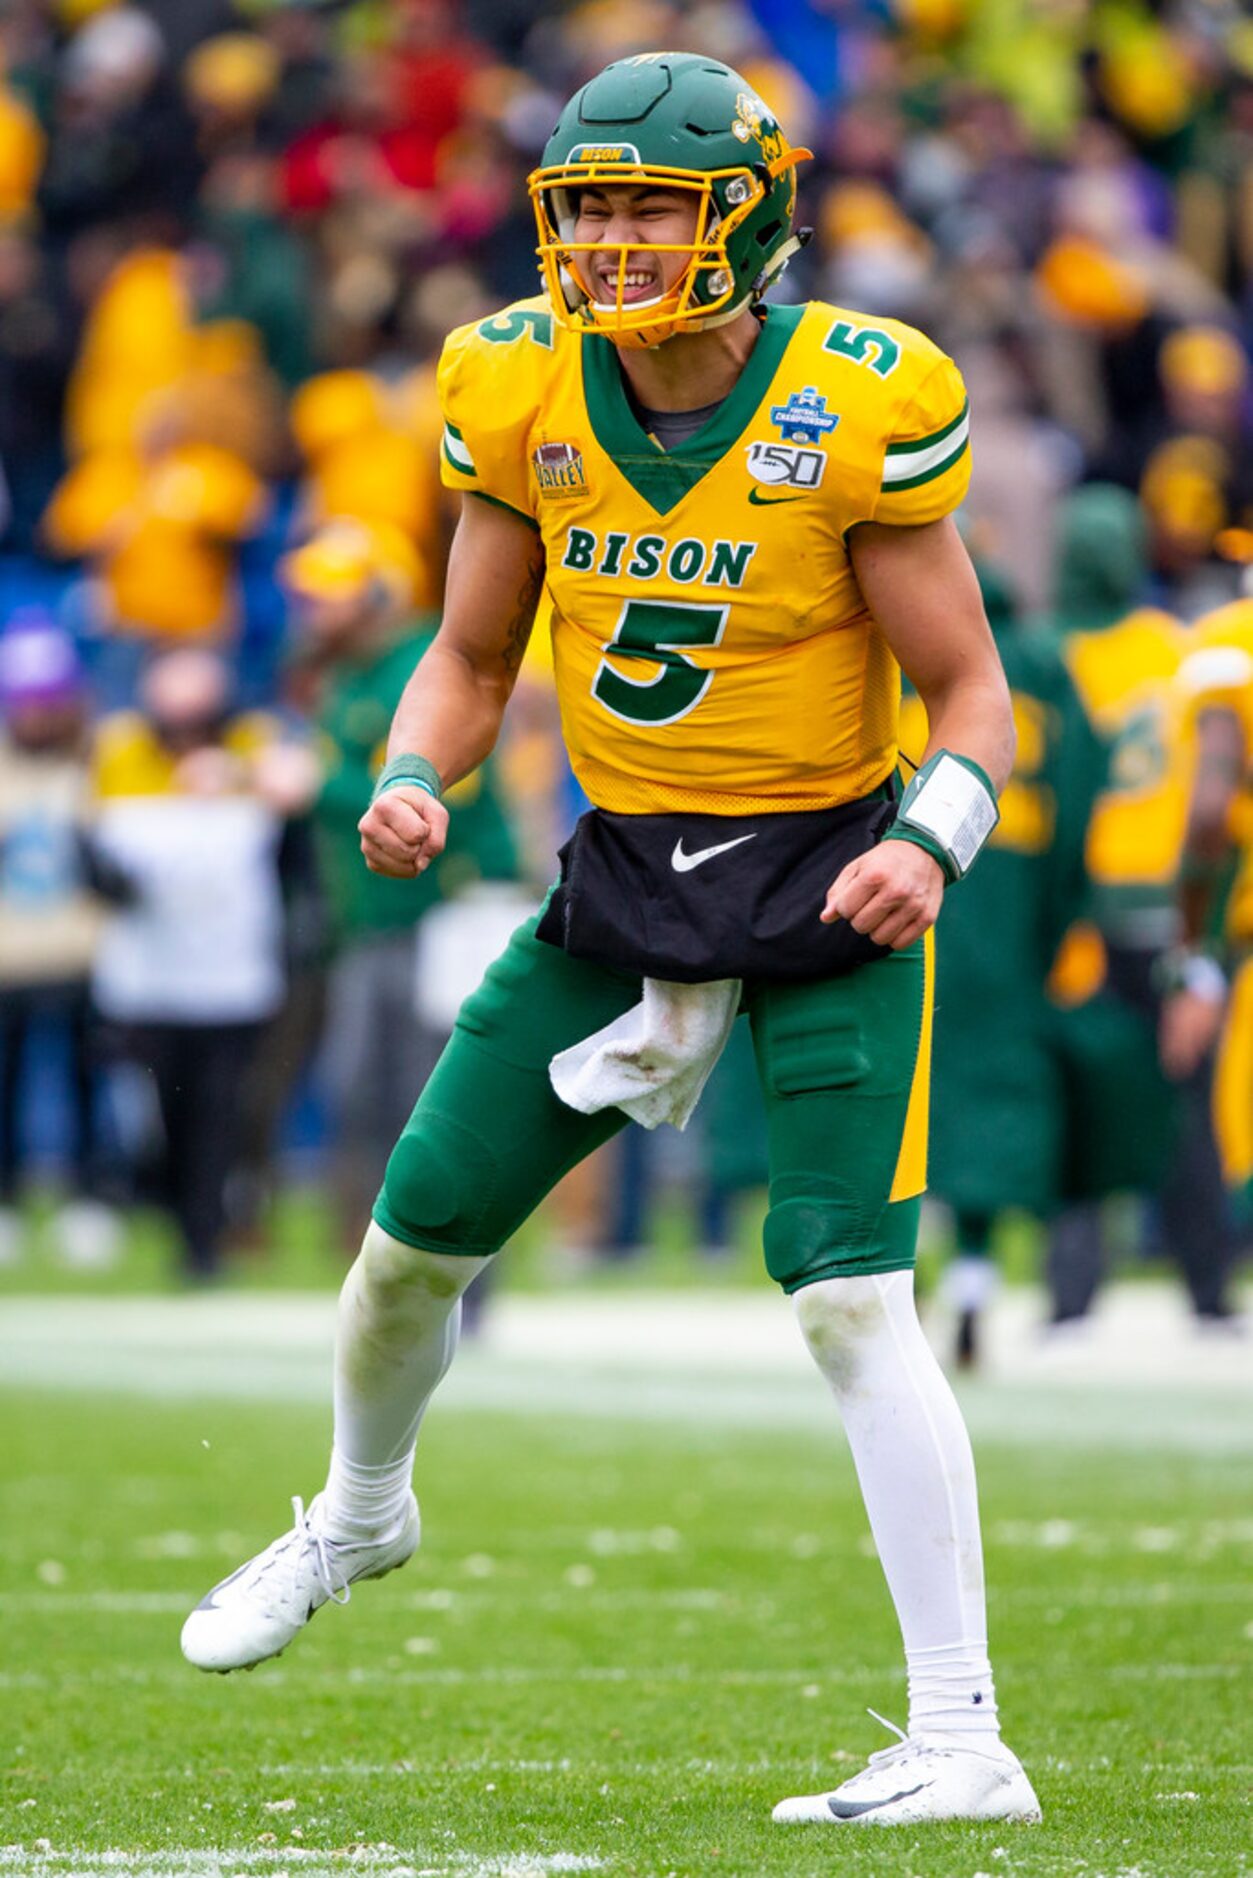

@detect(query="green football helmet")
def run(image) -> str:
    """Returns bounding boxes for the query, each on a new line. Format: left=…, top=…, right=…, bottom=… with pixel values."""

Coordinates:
left=528, top=52, right=811, bottom=349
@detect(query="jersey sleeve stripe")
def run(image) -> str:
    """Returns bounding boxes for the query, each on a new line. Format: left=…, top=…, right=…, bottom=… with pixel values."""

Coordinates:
left=442, top=422, right=477, bottom=476
left=883, top=396, right=969, bottom=459
left=881, top=424, right=970, bottom=491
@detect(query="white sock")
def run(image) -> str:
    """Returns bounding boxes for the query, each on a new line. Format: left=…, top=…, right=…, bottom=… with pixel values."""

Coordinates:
left=322, top=1447, right=416, bottom=1546
left=320, top=1221, right=491, bottom=1544
left=906, top=1638, right=998, bottom=1736
left=794, top=1269, right=1000, bottom=1739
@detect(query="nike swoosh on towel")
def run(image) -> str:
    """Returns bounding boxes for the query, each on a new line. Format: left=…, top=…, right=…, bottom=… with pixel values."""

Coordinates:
left=671, top=833, right=758, bottom=873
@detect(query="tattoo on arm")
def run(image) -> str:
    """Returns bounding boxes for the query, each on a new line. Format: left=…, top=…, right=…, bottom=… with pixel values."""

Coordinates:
left=501, top=539, right=546, bottom=677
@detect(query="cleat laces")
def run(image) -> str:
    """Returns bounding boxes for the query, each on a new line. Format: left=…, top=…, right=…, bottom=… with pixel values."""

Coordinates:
left=250, top=1497, right=353, bottom=1612
left=863, top=1709, right=913, bottom=1769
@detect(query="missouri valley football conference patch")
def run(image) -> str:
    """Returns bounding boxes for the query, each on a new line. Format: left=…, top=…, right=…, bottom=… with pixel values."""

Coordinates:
left=533, top=440, right=590, bottom=500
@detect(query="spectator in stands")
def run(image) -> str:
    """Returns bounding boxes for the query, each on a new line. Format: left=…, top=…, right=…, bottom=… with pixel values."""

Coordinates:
left=0, top=613, right=120, bottom=1268
left=289, top=369, right=444, bottom=610
left=42, top=271, right=270, bottom=702
left=88, top=646, right=308, bottom=1279
left=36, top=6, right=201, bottom=243
left=0, top=225, right=77, bottom=551
left=280, top=516, right=519, bottom=1244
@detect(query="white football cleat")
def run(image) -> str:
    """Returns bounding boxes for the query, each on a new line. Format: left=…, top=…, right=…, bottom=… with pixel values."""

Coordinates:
left=772, top=1723, right=1041, bottom=1826
left=180, top=1492, right=419, bottom=1673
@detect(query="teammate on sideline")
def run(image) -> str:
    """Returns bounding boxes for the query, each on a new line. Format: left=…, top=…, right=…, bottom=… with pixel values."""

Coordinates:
left=183, top=53, right=1040, bottom=1830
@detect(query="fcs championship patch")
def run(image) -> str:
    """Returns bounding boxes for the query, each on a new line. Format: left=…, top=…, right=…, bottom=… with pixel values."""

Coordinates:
left=769, top=387, right=840, bottom=444
left=532, top=440, right=591, bottom=500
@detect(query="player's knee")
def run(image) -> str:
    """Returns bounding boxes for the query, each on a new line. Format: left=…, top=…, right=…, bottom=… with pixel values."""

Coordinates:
left=377, top=1106, right=502, bottom=1257
left=793, top=1272, right=885, bottom=1390
left=356, top=1220, right=480, bottom=1312
left=762, top=1195, right=864, bottom=1292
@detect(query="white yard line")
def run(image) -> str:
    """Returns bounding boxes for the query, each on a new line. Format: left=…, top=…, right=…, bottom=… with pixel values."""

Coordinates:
left=0, top=1286, right=1247, bottom=1452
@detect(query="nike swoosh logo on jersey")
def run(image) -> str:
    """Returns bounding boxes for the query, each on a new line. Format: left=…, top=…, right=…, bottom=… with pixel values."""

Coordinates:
left=747, top=487, right=805, bottom=506
left=826, top=1782, right=930, bottom=1819
left=671, top=833, right=757, bottom=873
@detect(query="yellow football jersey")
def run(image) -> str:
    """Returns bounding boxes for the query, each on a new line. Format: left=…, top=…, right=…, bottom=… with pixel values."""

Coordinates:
left=437, top=294, right=971, bottom=815
left=1064, top=608, right=1188, bottom=895
left=1173, top=602, right=1253, bottom=1184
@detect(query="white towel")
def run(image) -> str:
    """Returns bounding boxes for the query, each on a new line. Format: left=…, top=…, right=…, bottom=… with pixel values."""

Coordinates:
left=549, top=977, right=741, bottom=1130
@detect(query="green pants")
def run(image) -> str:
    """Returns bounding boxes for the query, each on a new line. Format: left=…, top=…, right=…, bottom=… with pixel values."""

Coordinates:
left=374, top=914, right=930, bottom=1291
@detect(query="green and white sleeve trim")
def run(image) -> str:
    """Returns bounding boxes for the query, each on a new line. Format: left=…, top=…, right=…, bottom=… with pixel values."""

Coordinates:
left=881, top=398, right=970, bottom=492
left=442, top=420, right=477, bottom=478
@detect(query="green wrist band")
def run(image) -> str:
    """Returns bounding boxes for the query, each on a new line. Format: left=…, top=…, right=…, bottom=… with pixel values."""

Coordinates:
left=885, top=748, right=999, bottom=884
left=881, top=822, right=959, bottom=885
left=370, top=753, right=442, bottom=804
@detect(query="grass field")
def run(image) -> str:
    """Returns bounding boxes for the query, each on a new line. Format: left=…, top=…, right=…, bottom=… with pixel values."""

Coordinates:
left=1, top=1286, right=1249, bottom=1878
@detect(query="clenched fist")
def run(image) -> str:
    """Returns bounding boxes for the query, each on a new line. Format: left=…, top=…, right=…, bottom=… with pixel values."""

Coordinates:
left=822, top=839, right=945, bottom=950
left=358, top=785, right=449, bottom=878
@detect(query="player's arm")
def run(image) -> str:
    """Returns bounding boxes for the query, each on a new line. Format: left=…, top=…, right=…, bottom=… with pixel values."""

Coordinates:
left=1184, top=705, right=1245, bottom=881
left=1152, top=704, right=1244, bottom=1078
left=823, top=514, right=1014, bottom=949
left=358, top=495, right=546, bottom=879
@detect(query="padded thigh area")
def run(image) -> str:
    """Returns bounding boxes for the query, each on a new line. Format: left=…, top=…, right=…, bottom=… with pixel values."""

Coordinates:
left=748, top=944, right=926, bottom=1290
left=374, top=914, right=639, bottom=1256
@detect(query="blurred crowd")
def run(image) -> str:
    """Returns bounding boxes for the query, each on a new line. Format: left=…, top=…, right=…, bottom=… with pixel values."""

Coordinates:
left=1, top=0, right=1253, bottom=1335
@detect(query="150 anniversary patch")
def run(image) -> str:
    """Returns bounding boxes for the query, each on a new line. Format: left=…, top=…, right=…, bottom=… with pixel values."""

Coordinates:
left=745, top=440, right=827, bottom=490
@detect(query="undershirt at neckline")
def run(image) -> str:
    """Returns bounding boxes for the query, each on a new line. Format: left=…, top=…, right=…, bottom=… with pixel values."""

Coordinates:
left=623, top=383, right=727, bottom=451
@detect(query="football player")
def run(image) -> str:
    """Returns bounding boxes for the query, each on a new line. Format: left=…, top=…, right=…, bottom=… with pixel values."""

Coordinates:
left=1046, top=500, right=1235, bottom=1327
left=1175, top=597, right=1253, bottom=1270
left=902, top=559, right=1107, bottom=1368
left=183, top=54, right=1038, bottom=1829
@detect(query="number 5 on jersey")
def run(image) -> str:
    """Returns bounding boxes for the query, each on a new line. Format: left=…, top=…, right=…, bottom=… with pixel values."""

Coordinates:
left=593, top=598, right=729, bottom=726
